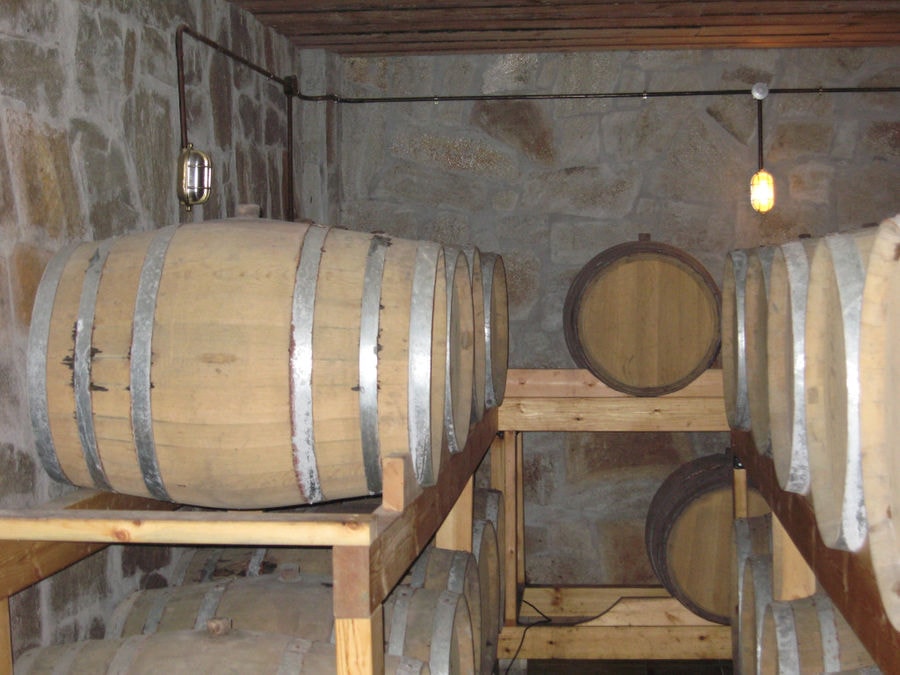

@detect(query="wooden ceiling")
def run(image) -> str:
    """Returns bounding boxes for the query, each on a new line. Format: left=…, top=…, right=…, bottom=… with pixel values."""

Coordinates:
left=232, top=1, right=900, bottom=54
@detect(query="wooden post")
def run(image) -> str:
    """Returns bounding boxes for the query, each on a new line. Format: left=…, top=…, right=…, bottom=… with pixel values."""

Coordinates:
left=493, top=431, right=520, bottom=626
left=333, top=546, right=383, bottom=674
left=436, top=476, right=473, bottom=552
left=334, top=610, right=384, bottom=675
left=1, top=596, right=11, bottom=675
left=772, top=513, right=816, bottom=601
left=515, top=431, right=525, bottom=589
left=733, top=463, right=748, bottom=519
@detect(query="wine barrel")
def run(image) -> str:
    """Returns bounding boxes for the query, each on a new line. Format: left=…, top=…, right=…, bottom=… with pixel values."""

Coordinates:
left=737, top=554, right=774, bottom=675
left=805, top=229, right=877, bottom=552
left=473, top=518, right=501, bottom=675
left=384, top=585, right=476, bottom=675
left=564, top=236, right=720, bottom=396
left=14, top=630, right=429, bottom=674
left=26, top=219, right=451, bottom=508
left=473, top=488, right=505, bottom=628
left=860, top=213, right=900, bottom=631
left=646, top=453, right=768, bottom=623
left=406, top=546, right=483, bottom=673
left=759, top=593, right=875, bottom=674
left=443, top=248, right=475, bottom=454
left=107, top=574, right=335, bottom=640
left=480, top=253, right=509, bottom=409
left=767, top=239, right=815, bottom=495
left=732, top=514, right=773, bottom=668
left=723, top=249, right=751, bottom=429
left=175, top=545, right=333, bottom=584
left=745, top=247, right=776, bottom=456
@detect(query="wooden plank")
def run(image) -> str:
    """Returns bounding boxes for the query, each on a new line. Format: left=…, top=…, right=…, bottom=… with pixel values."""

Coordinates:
left=733, top=430, right=900, bottom=674
left=435, top=476, right=473, bottom=552
left=515, top=431, right=525, bottom=589
left=504, top=368, right=725, bottom=399
left=0, top=492, right=177, bottom=597
left=491, top=432, right=519, bottom=626
left=519, top=586, right=671, bottom=620
left=497, top=396, right=729, bottom=432
left=334, top=610, right=384, bottom=675
left=498, top=624, right=731, bottom=660
left=357, top=409, right=498, bottom=612
left=771, top=513, right=816, bottom=601
left=0, top=509, right=374, bottom=547
left=1, top=596, right=11, bottom=675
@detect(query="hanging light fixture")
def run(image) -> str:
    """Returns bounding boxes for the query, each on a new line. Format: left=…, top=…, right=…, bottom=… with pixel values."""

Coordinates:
left=177, top=144, right=212, bottom=210
left=750, top=83, right=774, bottom=213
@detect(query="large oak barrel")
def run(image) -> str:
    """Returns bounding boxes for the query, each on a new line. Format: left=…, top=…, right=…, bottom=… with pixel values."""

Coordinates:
left=723, top=249, right=751, bottom=429
left=14, top=630, right=429, bottom=674
left=406, top=546, right=483, bottom=673
left=767, top=239, right=815, bottom=495
left=805, top=229, right=876, bottom=552
left=384, top=585, right=476, bottom=675
left=462, top=247, right=486, bottom=423
left=107, top=574, right=335, bottom=640
left=645, top=453, right=768, bottom=624
left=759, top=593, right=875, bottom=674
left=175, top=545, right=333, bottom=583
left=564, top=236, right=720, bottom=396
left=860, top=213, right=900, bottom=630
left=480, top=253, right=509, bottom=409
left=27, top=219, right=453, bottom=508
left=745, top=247, right=776, bottom=456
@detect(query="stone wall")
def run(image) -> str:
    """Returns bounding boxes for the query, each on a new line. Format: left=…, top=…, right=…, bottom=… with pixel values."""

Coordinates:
left=329, top=48, right=900, bottom=584
left=0, top=0, right=328, bottom=658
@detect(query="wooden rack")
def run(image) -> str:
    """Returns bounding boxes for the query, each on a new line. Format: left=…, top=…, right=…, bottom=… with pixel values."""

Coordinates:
left=492, top=368, right=732, bottom=661
left=491, top=368, right=899, bottom=672
left=732, top=430, right=900, bottom=673
left=0, top=408, right=498, bottom=675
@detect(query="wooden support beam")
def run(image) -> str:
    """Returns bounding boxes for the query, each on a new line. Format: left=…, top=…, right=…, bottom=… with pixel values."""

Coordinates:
left=436, top=476, right=473, bottom=552
left=1, top=596, right=11, bottom=675
left=334, top=610, right=384, bottom=675
left=771, top=513, right=816, bottom=601
left=498, top=624, right=731, bottom=660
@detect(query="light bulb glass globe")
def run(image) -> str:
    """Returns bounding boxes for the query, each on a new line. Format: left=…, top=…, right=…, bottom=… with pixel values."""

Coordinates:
left=750, top=169, right=775, bottom=213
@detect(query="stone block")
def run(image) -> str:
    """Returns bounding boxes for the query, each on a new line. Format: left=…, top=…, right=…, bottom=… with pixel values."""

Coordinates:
left=49, top=549, right=110, bottom=616
left=11, top=243, right=52, bottom=330
left=390, top=127, right=519, bottom=180
left=0, top=119, right=16, bottom=232
left=767, top=122, right=832, bottom=162
left=835, top=159, right=900, bottom=228
left=470, top=100, right=555, bottom=165
left=565, top=432, right=691, bottom=485
left=502, top=248, right=541, bottom=321
left=0, top=0, right=59, bottom=38
left=788, top=161, right=835, bottom=204
left=9, top=584, right=41, bottom=660
left=0, top=443, right=37, bottom=503
left=75, top=11, right=125, bottom=103
left=5, top=110, right=84, bottom=238
left=863, top=121, right=900, bottom=157
left=482, top=54, right=540, bottom=94
left=373, top=161, right=493, bottom=212
left=592, top=519, right=657, bottom=585
left=0, top=38, right=64, bottom=115
left=706, top=96, right=756, bottom=144
left=121, top=545, right=172, bottom=580
left=69, top=120, right=138, bottom=239
left=523, top=165, right=641, bottom=219
left=124, top=88, right=175, bottom=222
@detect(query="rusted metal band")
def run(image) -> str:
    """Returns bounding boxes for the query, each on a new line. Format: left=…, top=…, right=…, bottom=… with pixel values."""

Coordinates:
left=74, top=240, right=113, bottom=491
left=290, top=224, right=328, bottom=503
left=409, top=243, right=441, bottom=485
left=131, top=225, right=178, bottom=502
left=27, top=243, right=80, bottom=486
left=359, top=234, right=390, bottom=494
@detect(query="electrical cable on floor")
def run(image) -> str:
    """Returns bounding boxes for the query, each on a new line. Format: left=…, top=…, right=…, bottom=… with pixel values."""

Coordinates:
left=504, top=599, right=552, bottom=675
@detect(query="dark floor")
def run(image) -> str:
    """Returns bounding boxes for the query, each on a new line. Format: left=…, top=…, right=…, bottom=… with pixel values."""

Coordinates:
left=523, top=660, right=732, bottom=674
